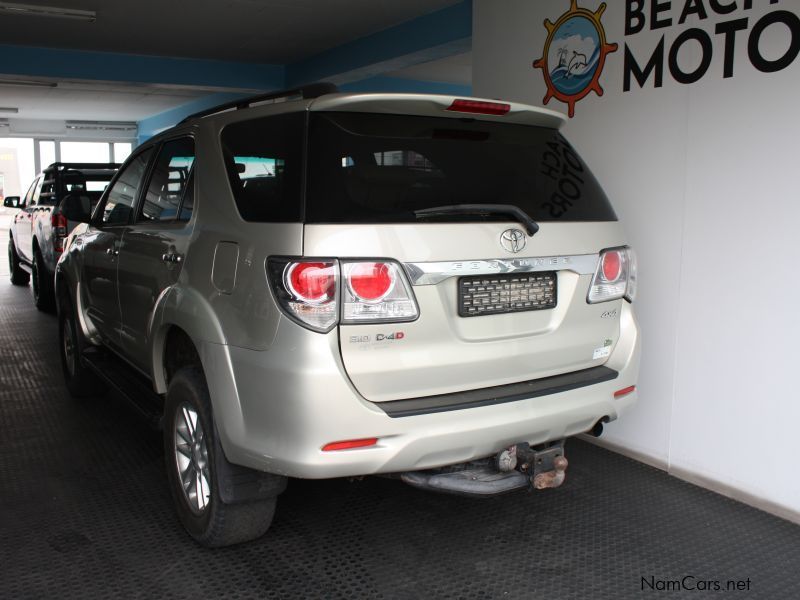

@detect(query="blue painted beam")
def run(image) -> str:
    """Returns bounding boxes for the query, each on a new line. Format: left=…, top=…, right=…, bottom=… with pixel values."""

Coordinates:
left=0, top=44, right=284, bottom=90
left=287, top=0, right=472, bottom=87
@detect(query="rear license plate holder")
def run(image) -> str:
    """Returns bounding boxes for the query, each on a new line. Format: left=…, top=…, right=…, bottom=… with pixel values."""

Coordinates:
left=458, top=272, right=557, bottom=317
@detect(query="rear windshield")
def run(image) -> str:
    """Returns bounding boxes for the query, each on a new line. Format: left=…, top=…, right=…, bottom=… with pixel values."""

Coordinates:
left=219, top=111, right=617, bottom=223
left=305, top=112, right=616, bottom=223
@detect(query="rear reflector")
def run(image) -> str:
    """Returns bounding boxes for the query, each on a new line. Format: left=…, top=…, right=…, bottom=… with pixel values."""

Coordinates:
left=446, top=99, right=511, bottom=116
left=614, top=385, right=636, bottom=399
left=322, top=438, right=379, bottom=452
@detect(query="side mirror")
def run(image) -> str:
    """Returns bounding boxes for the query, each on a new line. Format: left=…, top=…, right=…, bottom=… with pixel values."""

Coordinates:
left=60, top=193, right=92, bottom=223
left=3, top=196, right=21, bottom=209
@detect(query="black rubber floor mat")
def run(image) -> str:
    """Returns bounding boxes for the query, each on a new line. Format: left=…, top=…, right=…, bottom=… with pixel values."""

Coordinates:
left=1, top=256, right=799, bottom=599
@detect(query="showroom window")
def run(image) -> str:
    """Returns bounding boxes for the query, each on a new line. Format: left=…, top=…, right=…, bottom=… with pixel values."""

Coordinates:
left=0, top=138, right=35, bottom=198
left=61, top=141, right=111, bottom=163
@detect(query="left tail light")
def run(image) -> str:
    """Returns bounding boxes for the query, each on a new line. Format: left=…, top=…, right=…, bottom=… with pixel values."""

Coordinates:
left=267, top=259, right=339, bottom=332
left=267, top=258, right=419, bottom=333
left=587, top=247, right=638, bottom=304
left=51, top=212, right=68, bottom=253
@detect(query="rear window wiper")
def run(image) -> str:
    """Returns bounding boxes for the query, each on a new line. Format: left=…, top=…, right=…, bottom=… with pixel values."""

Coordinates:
left=414, top=204, right=539, bottom=236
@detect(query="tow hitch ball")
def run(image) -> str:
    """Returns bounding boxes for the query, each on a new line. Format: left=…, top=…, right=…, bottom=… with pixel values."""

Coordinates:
left=496, top=441, right=568, bottom=490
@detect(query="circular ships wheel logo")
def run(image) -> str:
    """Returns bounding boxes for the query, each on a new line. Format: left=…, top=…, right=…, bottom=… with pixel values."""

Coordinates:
left=532, top=0, right=618, bottom=118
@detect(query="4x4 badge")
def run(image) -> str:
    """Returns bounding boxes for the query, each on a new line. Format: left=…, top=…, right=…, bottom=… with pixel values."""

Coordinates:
left=500, top=229, right=527, bottom=253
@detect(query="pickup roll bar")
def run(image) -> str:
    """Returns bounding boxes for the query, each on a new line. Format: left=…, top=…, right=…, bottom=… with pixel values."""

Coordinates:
left=178, top=82, right=339, bottom=125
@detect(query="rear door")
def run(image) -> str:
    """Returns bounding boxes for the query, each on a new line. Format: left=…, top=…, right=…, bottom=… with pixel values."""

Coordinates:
left=304, top=111, right=628, bottom=402
left=116, top=137, right=195, bottom=372
left=81, top=148, right=154, bottom=348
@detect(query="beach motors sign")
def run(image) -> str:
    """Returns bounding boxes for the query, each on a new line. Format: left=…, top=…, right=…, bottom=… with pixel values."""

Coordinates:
left=533, top=0, right=800, bottom=116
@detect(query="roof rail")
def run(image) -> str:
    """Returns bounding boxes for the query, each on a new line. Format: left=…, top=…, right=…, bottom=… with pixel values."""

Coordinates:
left=44, top=162, right=121, bottom=171
left=178, top=82, right=339, bottom=125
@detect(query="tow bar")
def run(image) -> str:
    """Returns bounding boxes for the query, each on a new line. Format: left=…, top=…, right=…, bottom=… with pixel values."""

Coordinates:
left=400, top=440, right=568, bottom=497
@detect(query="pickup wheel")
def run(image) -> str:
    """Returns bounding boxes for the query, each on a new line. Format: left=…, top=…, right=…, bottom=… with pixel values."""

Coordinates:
left=32, top=249, right=56, bottom=312
left=164, top=367, right=279, bottom=547
left=8, top=239, right=30, bottom=286
left=58, top=291, right=106, bottom=398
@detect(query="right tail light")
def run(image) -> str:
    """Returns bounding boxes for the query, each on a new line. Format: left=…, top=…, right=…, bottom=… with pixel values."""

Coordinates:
left=587, top=247, right=637, bottom=304
left=267, top=258, right=419, bottom=333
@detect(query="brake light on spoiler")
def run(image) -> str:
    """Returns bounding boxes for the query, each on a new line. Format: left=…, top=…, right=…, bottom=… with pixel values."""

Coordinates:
left=267, top=258, right=419, bottom=333
left=446, top=99, right=511, bottom=116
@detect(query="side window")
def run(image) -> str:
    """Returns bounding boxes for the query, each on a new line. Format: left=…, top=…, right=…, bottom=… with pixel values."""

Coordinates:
left=30, top=177, right=44, bottom=206
left=22, top=177, right=39, bottom=207
left=101, top=149, right=153, bottom=226
left=39, top=178, right=56, bottom=206
left=220, top=113, right=303, bottom=222
left=139, top=138, right=195, bottom=223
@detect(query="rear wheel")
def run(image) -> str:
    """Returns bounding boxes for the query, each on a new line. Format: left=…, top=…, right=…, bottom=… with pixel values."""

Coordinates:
left=8, top=239, right=30, bottom=286
left=32, top=248, right=55, bottom=312
left=164, top=367, right=282, bottom=547
left=58, top=289, right=106, bottom=398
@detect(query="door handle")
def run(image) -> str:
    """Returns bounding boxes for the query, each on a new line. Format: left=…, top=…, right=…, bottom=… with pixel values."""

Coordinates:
left=161, top=253, right=183, bottom=263
left=106, top=248, right=119, bottom=256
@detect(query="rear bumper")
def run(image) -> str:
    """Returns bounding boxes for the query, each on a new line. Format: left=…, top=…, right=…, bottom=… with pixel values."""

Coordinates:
left=200, top=302, right=640, bottom=479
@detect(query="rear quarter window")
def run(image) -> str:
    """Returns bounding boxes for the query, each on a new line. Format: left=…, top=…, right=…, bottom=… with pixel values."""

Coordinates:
left=220, top=113, right=304, bottom=222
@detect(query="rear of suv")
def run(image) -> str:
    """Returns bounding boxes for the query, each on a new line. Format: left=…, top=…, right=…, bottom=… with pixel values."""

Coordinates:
left=56, top=85, right=640, bottom=547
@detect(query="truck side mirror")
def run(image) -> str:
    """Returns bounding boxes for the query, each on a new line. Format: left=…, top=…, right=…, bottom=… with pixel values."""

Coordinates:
left=3, top=196, right=21, bottom=209
left=60, top=193, right=92, bottom=223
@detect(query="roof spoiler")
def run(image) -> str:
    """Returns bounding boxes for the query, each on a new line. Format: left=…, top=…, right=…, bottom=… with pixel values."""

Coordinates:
left=178, top=82, right=339, bottom=125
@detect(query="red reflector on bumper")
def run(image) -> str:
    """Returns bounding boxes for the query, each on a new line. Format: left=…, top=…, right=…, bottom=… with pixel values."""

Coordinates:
left=446, top=99, right=511, bottom=115
left=614, top=385, right=636, bottom=399
left=322, top=438, right=378, bottom=452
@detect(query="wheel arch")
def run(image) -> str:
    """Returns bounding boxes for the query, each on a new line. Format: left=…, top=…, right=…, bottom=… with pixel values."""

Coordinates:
left=150, top=286, right=227, bottom=394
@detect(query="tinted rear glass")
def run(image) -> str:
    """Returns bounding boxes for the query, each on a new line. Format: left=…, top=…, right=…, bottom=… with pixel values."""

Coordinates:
left=220, top=113, right=304, bottom=222
left=306, top=112, right=616, bottom=224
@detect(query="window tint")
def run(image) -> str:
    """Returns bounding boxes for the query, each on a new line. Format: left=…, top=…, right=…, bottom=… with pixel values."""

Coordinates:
left=220, top=113, right=304, bottom=222
left=306, top=113, right=617, bottom=223
left=140, top=138, right=195, bottom=222
left=101, top=149, right=153, bottom=226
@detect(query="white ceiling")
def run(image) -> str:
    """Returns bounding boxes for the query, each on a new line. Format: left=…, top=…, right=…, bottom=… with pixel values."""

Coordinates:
left=0, top=0, right=463, bottom=63
left=0, top=1, right=472, bottom=125
left=0, top=76, right=236, bottom=120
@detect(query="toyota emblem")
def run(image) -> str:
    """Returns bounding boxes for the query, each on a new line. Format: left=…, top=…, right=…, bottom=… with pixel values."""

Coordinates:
left=500, top=229, right=527, bottom=253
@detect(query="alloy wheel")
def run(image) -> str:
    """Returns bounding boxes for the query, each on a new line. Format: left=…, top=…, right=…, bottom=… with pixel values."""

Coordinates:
left=174, top=402, right=211, bottom=514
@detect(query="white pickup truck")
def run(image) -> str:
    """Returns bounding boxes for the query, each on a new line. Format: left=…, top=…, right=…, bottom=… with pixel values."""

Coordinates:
left=5, top=162, right=118, bottom=310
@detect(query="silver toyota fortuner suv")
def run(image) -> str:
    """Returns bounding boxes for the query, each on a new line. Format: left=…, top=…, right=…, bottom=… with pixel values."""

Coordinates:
left=56, top=84, right=640, bottom=547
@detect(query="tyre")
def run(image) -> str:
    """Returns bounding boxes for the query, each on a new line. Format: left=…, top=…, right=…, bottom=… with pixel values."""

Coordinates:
left=164, top=367, right=283, bottom=547
left=8, top=239, right=30, bottom=286
left=31, top=248, right=55, bottom=312
left=58, top=290, right=106, bottom=398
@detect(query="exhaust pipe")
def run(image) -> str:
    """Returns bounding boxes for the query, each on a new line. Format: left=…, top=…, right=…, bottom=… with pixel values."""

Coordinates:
left=589, top=417, right=610, bottom=438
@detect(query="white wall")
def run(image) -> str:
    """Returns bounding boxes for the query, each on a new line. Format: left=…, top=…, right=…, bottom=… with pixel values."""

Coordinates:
left=474, top=0, right=800, bottom=519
